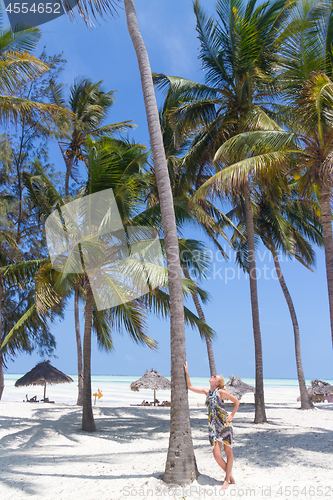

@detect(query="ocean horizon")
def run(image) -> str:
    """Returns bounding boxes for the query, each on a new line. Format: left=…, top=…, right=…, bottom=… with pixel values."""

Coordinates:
left=2, top=374, right=332, bottom=406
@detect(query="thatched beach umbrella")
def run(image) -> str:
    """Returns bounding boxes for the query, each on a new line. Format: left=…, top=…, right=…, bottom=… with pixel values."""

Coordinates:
left=15, top=360, right=73, bottom=401
left=308, top=380, right=333, bottom=402
left=130, top=369, right=171, bottom=405
left=225, top=375, right=255, bottom=400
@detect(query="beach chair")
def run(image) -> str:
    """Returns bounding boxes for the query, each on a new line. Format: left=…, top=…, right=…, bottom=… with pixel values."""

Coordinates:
left=25, top=395, right=39, bottom=402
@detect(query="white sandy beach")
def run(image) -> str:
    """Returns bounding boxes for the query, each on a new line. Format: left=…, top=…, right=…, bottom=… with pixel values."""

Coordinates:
left=0, top=384, right=332, bottom=500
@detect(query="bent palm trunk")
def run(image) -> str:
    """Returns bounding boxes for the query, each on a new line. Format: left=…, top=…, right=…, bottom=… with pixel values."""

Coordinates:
left=124, top=0, right=198, bottom=484
left=320, top=183, right=333, bottom=351
left=271, top=246, right=313, bottom=409
left=183, top=267, right=217, bottom=376
left=75, top=287, right=84, bottom=406
left=243, top=181, right=267, bottom=423
left=82, top=283, right=96, bottom=432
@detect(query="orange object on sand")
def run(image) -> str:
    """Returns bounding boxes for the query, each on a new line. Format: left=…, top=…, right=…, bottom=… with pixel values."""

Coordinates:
left=93, top=389, right=103, bottom=404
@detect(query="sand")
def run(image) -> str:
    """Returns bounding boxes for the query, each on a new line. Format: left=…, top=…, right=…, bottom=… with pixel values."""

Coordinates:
left=0, top=399, right=332, bottom=500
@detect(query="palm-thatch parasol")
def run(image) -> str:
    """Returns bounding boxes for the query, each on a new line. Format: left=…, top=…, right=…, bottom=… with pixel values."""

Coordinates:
left=225, top=375, right=255, bottom=400
left=15, top=360, right=73, bottom=401
left=130, top=369, right=171, bottom=405
left=305, top=380, right=333, bottom=403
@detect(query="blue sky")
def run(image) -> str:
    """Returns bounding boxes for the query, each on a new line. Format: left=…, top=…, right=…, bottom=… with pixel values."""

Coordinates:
left=3, top=0, right=333, bottom=380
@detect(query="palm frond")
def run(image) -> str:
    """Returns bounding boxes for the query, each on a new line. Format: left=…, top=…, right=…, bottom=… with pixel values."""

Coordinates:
left=214, top=130, right=297, bottom=162
left=1, top=304, right=36, bottom=352
left=0, top=95, right=73, bottom=126
left=1, top=258, right=49, bottom=286
left=0, top=51, right=48, bottom=93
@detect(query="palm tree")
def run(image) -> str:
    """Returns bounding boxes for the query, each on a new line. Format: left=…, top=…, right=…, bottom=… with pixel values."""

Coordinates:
left=50, top=77, right=136, bottom=404
left=153, top=0, right=293, bottom=423
left=81, top=134, right=205, bottom=438
left=18, top=138, right=212, bottom=431
left=143, top=88, right=240, bottom=376
left=50, top=77, right=135, bottom=196
left=16, top=154, right=156, bottom=431
left=276, top=0, right=333, bottom=352
left=122, top=0, right=199, bottom=483
left=228, top=179, right=323, bottom=409
left=53, top=0, right=203, bottom=482
left=74, top=282, right=83, bottom=405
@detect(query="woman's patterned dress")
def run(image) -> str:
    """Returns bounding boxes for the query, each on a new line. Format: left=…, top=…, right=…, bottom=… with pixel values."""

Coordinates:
left=205, top=388, right=233, bottom=447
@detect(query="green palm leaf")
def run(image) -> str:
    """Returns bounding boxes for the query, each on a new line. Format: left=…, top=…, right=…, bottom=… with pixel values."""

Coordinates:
left=0, top=95, right=73, bottom=125
left=0, top=51, right=48, bottom=93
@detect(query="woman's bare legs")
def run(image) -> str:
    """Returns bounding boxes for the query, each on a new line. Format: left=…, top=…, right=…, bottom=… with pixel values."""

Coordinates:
left=212, top=442, right=235, bottom=485
left=221, top=443, right=234, bottom=489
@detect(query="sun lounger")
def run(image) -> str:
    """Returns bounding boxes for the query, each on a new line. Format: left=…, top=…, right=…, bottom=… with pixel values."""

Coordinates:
left=25, top=395, right=39, bottom=402
left=130, top=400, right=152, bottom=406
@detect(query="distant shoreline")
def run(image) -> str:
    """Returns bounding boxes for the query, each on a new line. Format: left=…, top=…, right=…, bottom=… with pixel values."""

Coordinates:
left=4, top=373, right=333, bottom=382
left=2, top=374, right=333, bottom=406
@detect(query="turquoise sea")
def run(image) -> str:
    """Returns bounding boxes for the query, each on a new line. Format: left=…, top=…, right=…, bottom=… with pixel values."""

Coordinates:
left=2, top=375, right=333, bottom=406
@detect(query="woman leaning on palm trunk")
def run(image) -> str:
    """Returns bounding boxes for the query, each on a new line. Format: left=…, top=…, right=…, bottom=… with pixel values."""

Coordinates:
left=184, top=362, right=239, bottom=489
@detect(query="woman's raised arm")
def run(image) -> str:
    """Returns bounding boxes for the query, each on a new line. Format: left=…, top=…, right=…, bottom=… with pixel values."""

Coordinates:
left=184, top=362, right=208, bottom=395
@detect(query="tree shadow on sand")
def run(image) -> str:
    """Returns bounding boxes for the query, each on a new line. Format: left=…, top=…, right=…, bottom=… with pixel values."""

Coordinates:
left=0, top=404, right=332, bottom=495
left=189, top=406, right=333, bottom=470
left=0, top=405, right=171, bottom=495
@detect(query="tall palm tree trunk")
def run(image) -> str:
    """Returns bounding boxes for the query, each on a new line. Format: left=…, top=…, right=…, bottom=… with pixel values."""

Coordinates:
left=82, top=282, right=96, bottom=432
left=243, top=181, right=267, bottom=423
left=124, top=0, right=198, bottom=484
left=320, top=184, right=333, bottom=351
left=183, top=267, right=217, bottom=376
left=270, top=246, right=313, bottom=409
left=75, top=287, right=84, bottom=406
left=64, top=156, right=74, bottom=197
left=0, top=276, right=4, bottom=400
left=0, top=358, right=4, bottom=401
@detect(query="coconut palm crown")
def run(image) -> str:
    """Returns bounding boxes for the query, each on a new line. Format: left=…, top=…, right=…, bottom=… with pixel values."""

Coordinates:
left=153, top=0, right=297, bottom=424
left=261, top=0, right=333, bottom=352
